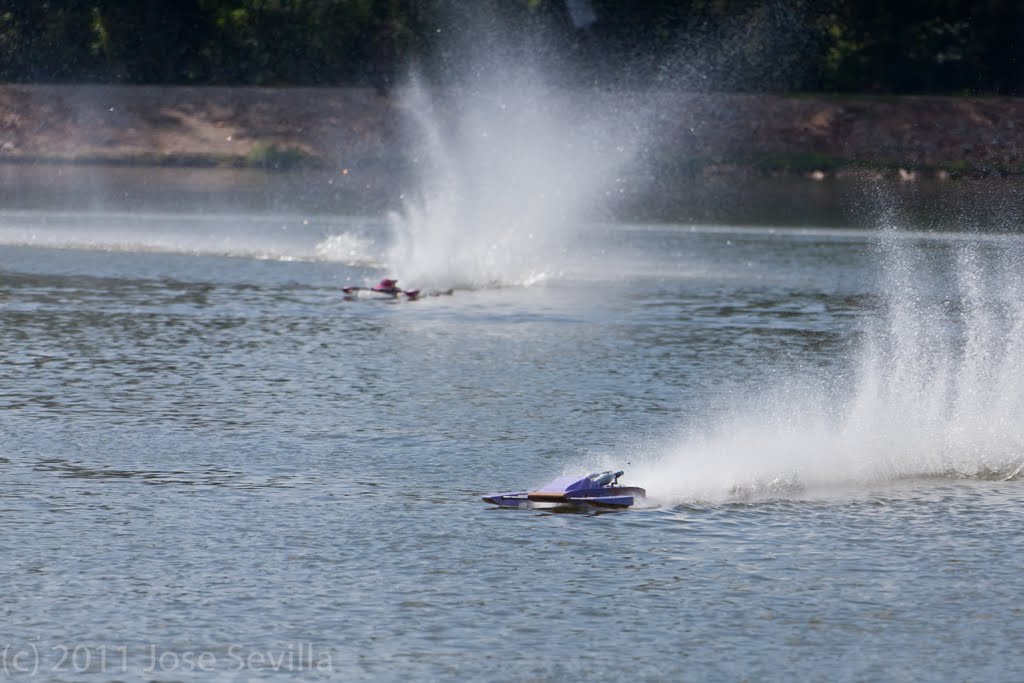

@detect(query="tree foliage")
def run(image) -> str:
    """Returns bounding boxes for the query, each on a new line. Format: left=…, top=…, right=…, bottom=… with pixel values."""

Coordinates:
left=0, top=0, right=1020, bottom=93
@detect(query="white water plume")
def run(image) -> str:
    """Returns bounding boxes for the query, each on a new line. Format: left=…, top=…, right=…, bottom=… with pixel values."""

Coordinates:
left=384, top=78, right=643, bottom=290
left=633, top=229, right=1024, bottom=504
left=846, top=231, right=1024, bottom=478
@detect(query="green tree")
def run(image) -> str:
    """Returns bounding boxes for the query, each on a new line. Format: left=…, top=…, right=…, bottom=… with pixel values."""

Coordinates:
left=0, top=1, right=96, bottom=82
left=91, top=0, right=209, bottom=82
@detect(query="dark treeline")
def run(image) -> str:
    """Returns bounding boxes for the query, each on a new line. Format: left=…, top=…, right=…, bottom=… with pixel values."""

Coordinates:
left=1, top=0, right=1022, bottom=94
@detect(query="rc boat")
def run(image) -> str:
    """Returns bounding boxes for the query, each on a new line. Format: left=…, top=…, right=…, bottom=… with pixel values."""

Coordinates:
left=483, top=470, right=645, bottom=509
left=342, top=278, right=421, bottom=301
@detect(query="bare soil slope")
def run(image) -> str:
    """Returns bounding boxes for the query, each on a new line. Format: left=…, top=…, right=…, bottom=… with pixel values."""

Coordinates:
left=0, top=85, right=1020, bottom=173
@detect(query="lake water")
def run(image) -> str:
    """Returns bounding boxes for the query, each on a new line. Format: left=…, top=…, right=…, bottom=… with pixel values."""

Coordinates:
left=2, top=200, right=1024, bottom=682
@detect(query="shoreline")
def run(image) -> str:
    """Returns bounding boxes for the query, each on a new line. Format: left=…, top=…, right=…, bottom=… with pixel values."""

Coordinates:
left=1, top=151, right=1019, bottom=182
left=1, top=84, right=1021, bottom=178
left=2, top=84, right=1022, bottom=226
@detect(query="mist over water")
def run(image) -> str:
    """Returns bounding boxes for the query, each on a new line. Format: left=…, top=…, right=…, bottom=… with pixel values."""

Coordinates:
left=384, top=76, right=644, bottom=290
left=633, top=218, right=1024, bottom=505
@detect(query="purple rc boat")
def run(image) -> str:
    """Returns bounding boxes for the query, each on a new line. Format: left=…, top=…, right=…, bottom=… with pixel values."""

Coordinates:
left=483, top=470, right=646, bottom=509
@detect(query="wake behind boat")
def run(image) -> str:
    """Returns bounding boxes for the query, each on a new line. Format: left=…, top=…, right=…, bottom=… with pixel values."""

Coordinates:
left=483, top=470, right=646, bottom=509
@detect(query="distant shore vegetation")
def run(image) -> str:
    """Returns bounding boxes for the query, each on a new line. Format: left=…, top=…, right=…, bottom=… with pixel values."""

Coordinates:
left=1, top=1, right=1021, bottom=95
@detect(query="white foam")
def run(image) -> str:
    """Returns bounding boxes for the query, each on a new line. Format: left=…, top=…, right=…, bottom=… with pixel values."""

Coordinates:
left=630, top=229, right=1024, bottom=504
left=384, top=79, right=644, bottom=291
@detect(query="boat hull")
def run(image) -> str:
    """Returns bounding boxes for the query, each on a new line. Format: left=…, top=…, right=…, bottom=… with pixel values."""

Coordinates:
left=483, top=475, right=646, bottom=510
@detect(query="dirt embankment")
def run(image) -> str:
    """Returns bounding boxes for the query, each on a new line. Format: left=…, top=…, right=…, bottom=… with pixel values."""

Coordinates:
left=0, top=84, right=1021, bottom=176
left=0, top=85, right=401, bottom=169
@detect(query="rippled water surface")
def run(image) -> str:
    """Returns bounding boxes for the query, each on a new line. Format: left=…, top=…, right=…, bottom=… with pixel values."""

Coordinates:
left=3, top=213, right=1024, bottom=681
